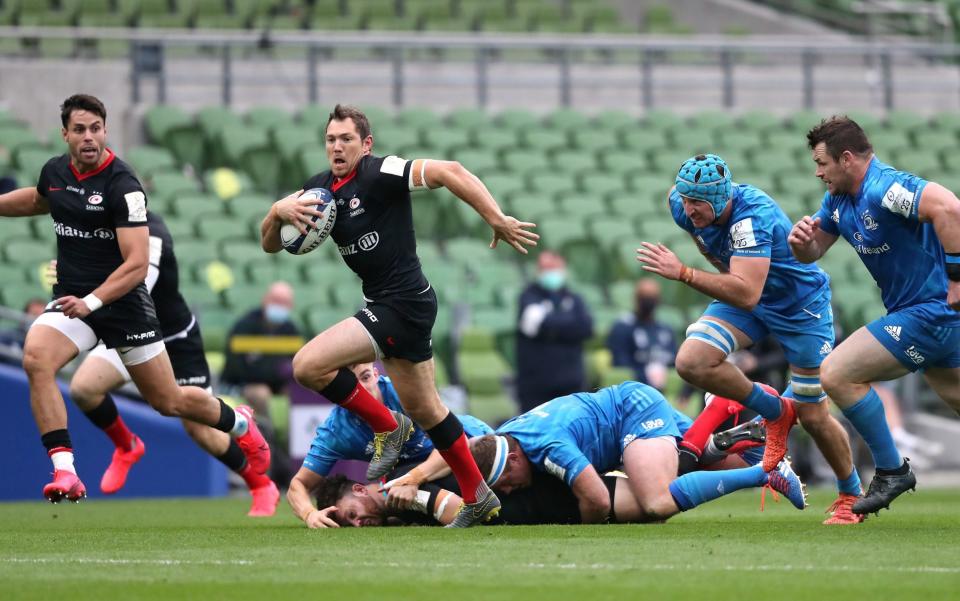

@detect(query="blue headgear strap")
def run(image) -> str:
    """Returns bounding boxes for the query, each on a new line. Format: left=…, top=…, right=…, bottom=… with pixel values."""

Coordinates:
left=675, top=154, right=732, bottom=222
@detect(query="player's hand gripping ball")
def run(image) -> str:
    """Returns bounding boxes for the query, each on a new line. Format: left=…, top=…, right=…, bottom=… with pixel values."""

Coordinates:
left=280, top=188, right=336, bottom=255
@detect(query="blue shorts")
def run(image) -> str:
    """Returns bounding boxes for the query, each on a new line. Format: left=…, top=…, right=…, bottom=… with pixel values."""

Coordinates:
left=701, top=288, right=835, bottom=369
left=617, top=382, right=683, bottom=452
left=866, top=304, right=960, bottom=371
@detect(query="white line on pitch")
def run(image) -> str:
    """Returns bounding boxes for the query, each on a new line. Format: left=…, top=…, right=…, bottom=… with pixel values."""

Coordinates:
left=2, top=557, right=957, bottom=575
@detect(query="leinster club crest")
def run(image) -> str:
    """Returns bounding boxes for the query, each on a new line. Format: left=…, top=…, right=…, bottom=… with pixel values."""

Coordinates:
left=861, top=210, right=878, bottom=231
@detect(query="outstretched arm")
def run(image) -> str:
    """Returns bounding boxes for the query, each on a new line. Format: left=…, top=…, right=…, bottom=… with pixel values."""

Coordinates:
left=637, top=242, right=771, bottom=311
left=419, top=159, right=539, bottom=254
left=0, top=187, right=49, bottom=217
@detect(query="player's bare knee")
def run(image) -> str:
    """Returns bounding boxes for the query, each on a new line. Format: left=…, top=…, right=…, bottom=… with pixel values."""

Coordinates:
left=149, top=390, right=188, bottom=418
left=68, top=380, right=99, bottom=405
left=292, top=351, right=334, bottom=390
left=22, top=347, right=56, bottom=379
left=674, top=350, right=711, bottom=384
left=797, top=404, right=830, bottom=432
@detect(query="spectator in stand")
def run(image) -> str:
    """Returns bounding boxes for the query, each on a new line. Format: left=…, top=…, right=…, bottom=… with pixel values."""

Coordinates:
left=515, top=251, right=594, bottom=413
left=222, top=281, right=302, bottom=396
left=606, top=278, right=677, bottom=391
left=0, top=297, right=47, bottom=354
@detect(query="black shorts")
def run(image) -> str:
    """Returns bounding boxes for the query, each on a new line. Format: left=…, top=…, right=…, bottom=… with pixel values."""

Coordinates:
left=354, top=286, right=438, bottom=363
left=165, top=319, right=211, bottom=389
left=50, top=284, right=163, bottom=349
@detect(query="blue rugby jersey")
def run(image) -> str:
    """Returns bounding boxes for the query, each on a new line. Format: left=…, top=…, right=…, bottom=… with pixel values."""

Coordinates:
left=497, top=381, right=682, bottom=487
left=813, top=157, right=959, bottom=326
left=670, top=184, right=830, bottom=313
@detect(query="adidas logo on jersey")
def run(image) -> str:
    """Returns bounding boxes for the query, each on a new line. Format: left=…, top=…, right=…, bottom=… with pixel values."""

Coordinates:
left=832, top=209, right=840, bottom=223
left=819, top=341, right=833, bottom=355
left=884, top=325, right=902, bottom=341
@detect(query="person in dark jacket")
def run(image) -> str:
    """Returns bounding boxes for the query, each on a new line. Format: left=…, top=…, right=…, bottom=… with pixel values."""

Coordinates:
left=515, top=251, right=593, bottom=413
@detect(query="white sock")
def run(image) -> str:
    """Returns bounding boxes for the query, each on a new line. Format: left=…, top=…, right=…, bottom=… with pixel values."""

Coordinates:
left=230, top=411, right=249, bottom=437
left=51, top=450, right=76, bottom=474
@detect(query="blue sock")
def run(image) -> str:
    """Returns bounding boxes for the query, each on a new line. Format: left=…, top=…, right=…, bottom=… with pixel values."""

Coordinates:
left=668, top=465, right=768, bottom=511
left=841, top=387, right=902, bottom=471
left=741, top=383, right=782, bottom=421
left=837, top=468, right=862, bottom=496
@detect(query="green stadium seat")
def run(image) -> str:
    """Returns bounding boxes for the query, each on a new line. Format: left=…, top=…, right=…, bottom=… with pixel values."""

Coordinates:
left=163, top=219, right=197, bottom=240
left=580, top=173, right=627, bottom=199
left=148, top=172, right=202, bottom=205
left=497, top=109, right=540, bottom=131
left=169, top=193, right=223, bottom=222
left=885, top=110, right=928, bottom=132
left=427, top=128, right=472, bottom=154
left=466, top=394, right=518, bottom=426
left=446, top=108, right=491, bottom=131
left=126, top=145, right=178, bottom=180
left=247, top=106, right=295, bottom=131
left=144, top=105, right=203, bottom=169
left=195, top=306, right=236, bottom=351
left=930, top=111, right=960, bottom=133
left=481, top=173, right=527, bottom=200
left=459, top=350, right=511, bottom=395
left=470, top=127, right=519, bottom=152
left=14, top=148, right=52, bottom=182
left=522, top=129, right=568, bottom=153
left=737, top=110, right=784, bottom=134
left=452, top=149, right=499, bottom=175
left=371, top=125, right=420, bottom=155
left=174, top=240, right=222, bottom=269
left=528, top=173, right=577, bottom=198
left=502, top=150, right=552, bottom=176
left=552, top=149, right=597, bottom=174
left=227, top=193, right=274, bottom=222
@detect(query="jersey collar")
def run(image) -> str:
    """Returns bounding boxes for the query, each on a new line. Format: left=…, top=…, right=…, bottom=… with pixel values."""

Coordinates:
left=70, top=147, right=115, bottom=182
left=332, top=168, right=358, bottom=192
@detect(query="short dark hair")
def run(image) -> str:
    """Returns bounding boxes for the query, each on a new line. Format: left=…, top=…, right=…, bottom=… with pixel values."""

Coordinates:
left=806, top=115, right=873, bottom=160
left=60, top=94, right=107, bottom=128
left=326, top=104, right=372, bottom=139
left=314, top=474, right=355, bottom=509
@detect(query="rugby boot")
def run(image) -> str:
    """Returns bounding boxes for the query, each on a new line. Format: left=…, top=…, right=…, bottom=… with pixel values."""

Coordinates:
left=235, top=406, right=271, bottom=475
left=760, top=458, right=807, bottom=511
left=445, top=483, right=502, bottom=528
left=761, top=394, right=797, bottom=472
left=43, top=470, right=87, bottom=503
left=247, top=480, right=280, bottom=517
left=712, top=419, right=766, bottom=452
left=823, top=493, right=865, bottom=525
left=853, top=459, right=916, bottom=515
left=366, top=411, right=415, bottom=480
left=100, top=435, right=146, bottom=494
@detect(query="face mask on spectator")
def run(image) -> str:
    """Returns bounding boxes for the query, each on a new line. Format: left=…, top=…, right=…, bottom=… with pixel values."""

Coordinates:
left=636, top=298, right=659, bottom=319
left=538, top=269, right=566, bottom=291
left=264, top=303, right=291, bottom=324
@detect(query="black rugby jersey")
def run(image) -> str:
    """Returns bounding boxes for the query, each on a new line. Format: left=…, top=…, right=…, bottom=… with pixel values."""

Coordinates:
left=146, top=212, right=194, bottom=336
left=35, top=149, right=149, bottom=295
left=303, top=154, right=428, bottom=299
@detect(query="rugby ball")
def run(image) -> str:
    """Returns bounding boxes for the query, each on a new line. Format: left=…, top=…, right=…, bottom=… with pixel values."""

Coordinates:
left=280, top=188, right=336, bottom=255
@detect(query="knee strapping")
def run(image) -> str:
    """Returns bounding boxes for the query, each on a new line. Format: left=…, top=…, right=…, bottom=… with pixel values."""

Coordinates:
left=685, top=320, right=739, bottom=356
left=787, top=372, right=825, bottom=402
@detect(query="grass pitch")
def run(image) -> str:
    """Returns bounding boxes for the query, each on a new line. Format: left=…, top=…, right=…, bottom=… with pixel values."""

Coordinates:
left=1, top=487, right=958, bottom=601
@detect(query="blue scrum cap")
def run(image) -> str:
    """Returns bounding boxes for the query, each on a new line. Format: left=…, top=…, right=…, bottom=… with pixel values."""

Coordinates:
left=675, top=153, right=732, bottom=221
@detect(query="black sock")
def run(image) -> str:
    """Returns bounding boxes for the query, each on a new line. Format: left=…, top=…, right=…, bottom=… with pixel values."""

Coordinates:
left=424, top=412, right=463, bottom=451
left=41, top=429, right=72, bottom=453
left=216, top=440, right=247, bottom=473
left=83, top=393, right=120, bottom=430
left=877, top=460, right=910, bottom=477
left=213, top=398, right=236, bottom=433
left=677, top=448, right=700, bottom=476
left=319, top=368, right=360, bottom=404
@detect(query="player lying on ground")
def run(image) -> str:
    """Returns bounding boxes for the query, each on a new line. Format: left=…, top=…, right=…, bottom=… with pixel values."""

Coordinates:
left=637, top=153, right=862, bottom=524
left=50, top=215, right=279, bottom=516
left=790, top=116, right=960, bottom=515
left=308, top=412, right=782, bottom=528
left=286, top=362, right=492, bottom=528
left=0, top=94, right=269, bottom=503
left=469, top=381, right=805, bottom=524
left=262, top=104, right=538, bottom=526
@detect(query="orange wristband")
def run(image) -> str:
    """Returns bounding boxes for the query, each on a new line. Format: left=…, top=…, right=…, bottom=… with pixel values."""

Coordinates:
left=679, top=264, right=695, bottom=284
